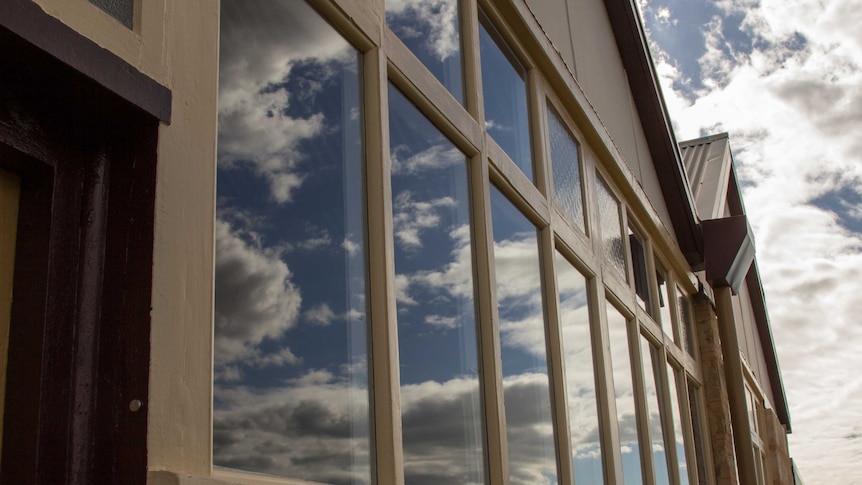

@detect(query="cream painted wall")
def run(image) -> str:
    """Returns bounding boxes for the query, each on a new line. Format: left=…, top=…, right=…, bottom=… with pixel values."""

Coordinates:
left=29, top=0, right=220, bottom=477
left=526, top=0, right=676, bottom=241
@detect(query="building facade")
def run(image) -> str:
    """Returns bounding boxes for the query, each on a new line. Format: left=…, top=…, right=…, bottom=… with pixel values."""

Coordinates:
left=0, top=0, right=798, bottom=484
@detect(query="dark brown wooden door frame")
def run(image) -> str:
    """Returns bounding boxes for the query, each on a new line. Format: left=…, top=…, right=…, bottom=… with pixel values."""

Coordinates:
left=0, top=16, right=163, bottom=485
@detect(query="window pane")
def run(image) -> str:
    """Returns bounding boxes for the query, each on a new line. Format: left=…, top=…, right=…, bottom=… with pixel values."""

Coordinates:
left=555, top=252, right=603, bottom=483
left=628, top=226, right=650, bottom=313
left=389, top=85, right=485, bottom=485
left=655, top=263, right=674, bottom=338
left=606, top=303, right=642, bottom=485
left=480, top=17, right=533, bottom=182
left=215, top=2, right=370, bottom=482
left=491, top=187, right=558, bottom=484
left=596, top=177, right=625, bottom=278
left=687, top=381, right=709, bottom=485
left=547, top=106, right=585, bottom=230
left=640, top=337, right=671, bottom=485
left=386, top=0, right=464, bottom=103
left=666, top=364, right=690, bottom=485
left=677, top=288, right=696, bottom=356
left=89, top=0, right=134, bottom=28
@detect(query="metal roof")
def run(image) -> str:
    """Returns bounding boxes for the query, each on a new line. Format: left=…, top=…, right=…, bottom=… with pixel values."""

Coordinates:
left=680, top=133, right=733, bottom=220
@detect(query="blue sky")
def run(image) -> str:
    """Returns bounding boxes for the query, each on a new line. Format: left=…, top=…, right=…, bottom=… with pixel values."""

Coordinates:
left=637, top=0, right=862, bottom=482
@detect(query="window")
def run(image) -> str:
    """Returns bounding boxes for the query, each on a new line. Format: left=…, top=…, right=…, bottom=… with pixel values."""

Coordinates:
left=386, top=0, right=464, bottom=103
left=628, top=225, right=650, bottom=313
left=655, top=260, right=674, bottom=336
left=214, top=2, right=371, bottom=481
left=211, top=2, right=711, bottom=484
left=89, top=0, right=135, bottom=29
left=491, top=186, right=558, bottom=484
left=547, top=104, right=585, bottom=231
left=640, top=335, right=672, bottom=485
left=389, top=84, right=485, bottom=484
left=606, top=303, right=643, bottom=485
left=479, top=12, right=533, bottom=182
left=597, top=176, right=626, bottom=278
left=555, top=252, right=604, bottom=483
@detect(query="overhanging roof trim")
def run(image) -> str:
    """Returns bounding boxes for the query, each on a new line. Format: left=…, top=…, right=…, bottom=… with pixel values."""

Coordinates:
left=680, top=132, right=733, bottom=220
left=603, top=0, right=703, bottom=267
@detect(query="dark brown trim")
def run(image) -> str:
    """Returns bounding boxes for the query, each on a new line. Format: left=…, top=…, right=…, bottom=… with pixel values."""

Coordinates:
left=0, top=20, right=157, bottom=484
left=702, top=215, right=755, bottom=293
left=0, top=0, right=171, bottom=123
left=603, top=0, right=703, bottom=267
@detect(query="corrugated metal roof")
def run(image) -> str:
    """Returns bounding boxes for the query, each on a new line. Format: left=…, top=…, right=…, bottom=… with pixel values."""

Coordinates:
left=679, top=133, right=732, bottom=221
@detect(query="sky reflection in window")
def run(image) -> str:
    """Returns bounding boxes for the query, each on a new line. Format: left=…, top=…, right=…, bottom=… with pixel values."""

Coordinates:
left=606, top=303, right=643, bottom=485
left=640, top=336, right=672, bottom=485
left=386, top=0, right=464, bottom=104
left=388, top=84, right=485, bottom=485
left=666, top=364, right=690, bottom=485
left=214, top=1, right=370, bottom=483
left=554, top=252, right=604, bottom=484
left=490, top=187, right=558, bottom=485
left=480, top=18, right=533, bottom=182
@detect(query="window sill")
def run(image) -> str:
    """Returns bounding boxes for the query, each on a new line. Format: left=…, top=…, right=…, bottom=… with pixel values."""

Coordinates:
left=149, top=469, right=326, bottom=485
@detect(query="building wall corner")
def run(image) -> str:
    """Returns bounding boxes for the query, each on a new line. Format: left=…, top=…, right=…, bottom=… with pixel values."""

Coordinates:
left=763, top=408, right=794, bottom=484
left=694, top=295, right=740, bottom=485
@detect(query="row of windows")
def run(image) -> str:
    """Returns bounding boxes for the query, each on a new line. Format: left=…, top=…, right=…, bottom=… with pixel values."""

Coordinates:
left=213, top=1, right=711, bottom=484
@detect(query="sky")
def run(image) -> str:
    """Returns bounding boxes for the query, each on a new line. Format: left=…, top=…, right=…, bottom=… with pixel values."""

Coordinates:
left=637, top=0, right=862, bottom=482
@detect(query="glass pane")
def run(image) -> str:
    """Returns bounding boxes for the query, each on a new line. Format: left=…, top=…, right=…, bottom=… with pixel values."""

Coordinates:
left=606, top=303, right=642, bottom=485
left=491, top=187, right=558, bottom=484
left=89, top=0, right=134, bottom=28
left=628, top=226, right=650, bottom=313
left=655, top=263, right=674, bottom=338
left=386, top=0, right=464, bottom=104
left=640, top=337, right=671, bottom=485
left=554, top=252, right=603, bottom=483
left=666, top=364, right=690, bottom=485
left=677, top=288, right=696, bottom=356
left=596, top=176, right=625, bottom=278
left=215, top=2, right=370, bottom=482
left=687, top=381, right=709, bottom=485
left=547, top=106, right=585, bottom=230
left=479, top=17, right=533, bottom=182
left=389, top=85, right=485, bottom=485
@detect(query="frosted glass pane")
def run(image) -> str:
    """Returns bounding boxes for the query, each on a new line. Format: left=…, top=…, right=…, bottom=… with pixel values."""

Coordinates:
left=480, top=18, right=533, bottom=182
left=555, top=252, right=604, bottom=484
left=596, top=176, right=625, bottom=277
left=606, top=303, right=642, bottom=485
left=89, top=0, right=133, bottom=28
left=548, top=106, right=585, bottom=230
left=491, top=187, right=558, bottom=485
left=389, top=85, right=486, bottom=485
left=386, top=0, right=464, bottom=104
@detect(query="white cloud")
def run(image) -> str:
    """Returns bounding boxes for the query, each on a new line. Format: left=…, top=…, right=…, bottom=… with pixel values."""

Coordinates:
left=391, top=143, right=463, bottom=175
left=642, top=0, right=862, bottom=480
left=392, top=191, right=457, bottom=250
left=304, top=303, right=337, bottom=326
left=386, top=0, right=460, bottom=62
left=423, top=314, right=458, bottom=329
left=218, top=0, right=356, bottom=203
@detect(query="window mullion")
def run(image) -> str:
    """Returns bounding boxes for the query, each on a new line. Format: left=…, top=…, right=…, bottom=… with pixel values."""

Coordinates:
left=471, top=150, right=510, bottom=485
left=539, top=226, right=574, bottom=485
left=364, top=45, right=405, bottom=485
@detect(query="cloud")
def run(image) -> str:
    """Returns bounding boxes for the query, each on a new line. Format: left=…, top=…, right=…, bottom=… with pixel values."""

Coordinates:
left=640, top=0, right=862, bottom=480
left=386, top=0, right=460, bottom=62
left=397, top=224, right=474, bottom=308
left=392, top=191, right=457, bottom=249
left=304, top=303, right=337, bottom=326
left=423, top=314, right=458, bottom=329
left=218, top=0, right=356, bottom=203
left=391, top=143, right=464, bottom=175
left=213, top=368, right=371, bottom=485
left=214, top=218, right=302, bottom=367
